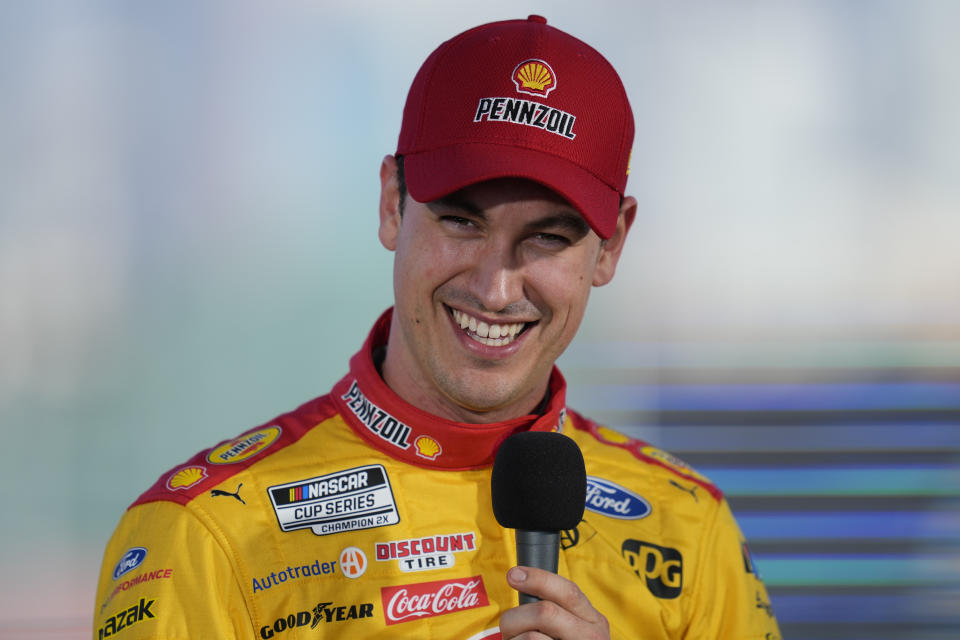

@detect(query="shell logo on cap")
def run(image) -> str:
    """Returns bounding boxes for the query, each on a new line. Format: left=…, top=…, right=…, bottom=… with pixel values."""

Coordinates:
left=414, top=435, right=442, bottom=461
left=513, top=59, right=556, bottom=97
left=167, top=465, right=207, bottom=491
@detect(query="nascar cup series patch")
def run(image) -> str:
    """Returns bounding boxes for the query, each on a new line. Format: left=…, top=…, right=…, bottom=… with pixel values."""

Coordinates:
left=267, top=464, right=400, bottom=536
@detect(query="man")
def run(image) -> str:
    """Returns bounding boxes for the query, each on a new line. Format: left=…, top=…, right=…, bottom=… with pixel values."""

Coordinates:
left=94, top=16, right=780, bottom=639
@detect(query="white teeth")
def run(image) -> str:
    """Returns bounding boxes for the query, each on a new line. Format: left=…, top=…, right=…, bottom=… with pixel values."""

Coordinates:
left=450, top=308, right=527, bottom=347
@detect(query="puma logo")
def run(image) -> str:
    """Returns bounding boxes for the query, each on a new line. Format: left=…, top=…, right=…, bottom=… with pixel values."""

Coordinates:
left=210, top=483, right=246, bottom=504
left=669, top=479, right=699, bottom=502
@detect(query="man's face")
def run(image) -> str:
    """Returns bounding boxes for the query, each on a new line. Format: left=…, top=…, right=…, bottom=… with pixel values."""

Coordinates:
left=377, top=156, right=634, bottom=423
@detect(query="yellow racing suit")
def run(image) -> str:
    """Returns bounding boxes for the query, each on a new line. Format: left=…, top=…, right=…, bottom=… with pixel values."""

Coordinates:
left=94, top=309, right=781, bottom=639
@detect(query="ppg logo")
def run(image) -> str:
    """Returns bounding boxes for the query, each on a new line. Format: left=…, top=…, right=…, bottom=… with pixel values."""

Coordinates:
left=621, top=539, right=683, bottom=599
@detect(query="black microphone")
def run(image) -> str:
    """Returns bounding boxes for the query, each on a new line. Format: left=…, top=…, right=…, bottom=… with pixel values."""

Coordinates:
left=491, top=431, right=586, bottom=604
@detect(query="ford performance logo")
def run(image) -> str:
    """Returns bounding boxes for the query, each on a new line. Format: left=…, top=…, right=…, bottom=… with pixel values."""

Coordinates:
left=113, top=547, right=148, bottom=580
left=584, top=477, right=651, bottom=519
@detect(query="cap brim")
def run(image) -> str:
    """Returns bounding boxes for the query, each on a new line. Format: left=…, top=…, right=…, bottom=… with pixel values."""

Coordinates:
left=402, top=144, right=620, bottom=239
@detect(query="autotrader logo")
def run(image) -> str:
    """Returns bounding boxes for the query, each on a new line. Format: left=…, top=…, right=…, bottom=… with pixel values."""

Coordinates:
left=622, top=539, right=683, bottom=599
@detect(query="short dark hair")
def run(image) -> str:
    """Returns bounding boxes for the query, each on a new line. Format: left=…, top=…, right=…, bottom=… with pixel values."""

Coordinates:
left=396, top=155, right=407, bottom=217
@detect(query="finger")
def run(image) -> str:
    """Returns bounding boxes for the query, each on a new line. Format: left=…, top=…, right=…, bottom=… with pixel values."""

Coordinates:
left=499, top=598, right=595, bottom=640
left=507, top=566, right=606, bottom=625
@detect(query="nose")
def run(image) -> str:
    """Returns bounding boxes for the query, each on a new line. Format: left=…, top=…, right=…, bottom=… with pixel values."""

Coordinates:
left=465, top=239, right=525, bottom=313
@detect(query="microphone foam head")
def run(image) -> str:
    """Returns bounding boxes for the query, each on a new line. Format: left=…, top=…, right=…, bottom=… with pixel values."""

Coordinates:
left=491, top=431, right=586, bottom=531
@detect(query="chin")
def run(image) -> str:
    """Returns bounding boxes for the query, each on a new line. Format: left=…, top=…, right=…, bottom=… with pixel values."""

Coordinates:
left=443, top=376, right=531, bottom=416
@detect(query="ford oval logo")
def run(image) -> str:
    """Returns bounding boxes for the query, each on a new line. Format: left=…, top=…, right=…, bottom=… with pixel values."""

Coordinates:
left=584, top=477, right=651, bottom=519
left=113, top=547, right=148, bottom=580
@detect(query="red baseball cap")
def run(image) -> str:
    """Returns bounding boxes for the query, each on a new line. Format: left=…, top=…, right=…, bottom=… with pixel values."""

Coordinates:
left=396, top=15, right=634, bottom=239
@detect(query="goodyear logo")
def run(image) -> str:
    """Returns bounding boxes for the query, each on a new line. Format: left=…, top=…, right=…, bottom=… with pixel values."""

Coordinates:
left=259, top=601, right=374, bottom=638
left=512, top=59, right=556, bottom=97
left=97, top=598, right=156, bottom=639
left=622, top=539, right=683, bottom=599
left=207, top=426, right=281, bottom=464
left=268, top=464, right=400, bottom=536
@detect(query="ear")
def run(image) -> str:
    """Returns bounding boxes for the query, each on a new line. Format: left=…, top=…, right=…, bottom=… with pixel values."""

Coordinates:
left=592, top=195, right=637, bottom=287
left=378, top=154, right=402, bottom=251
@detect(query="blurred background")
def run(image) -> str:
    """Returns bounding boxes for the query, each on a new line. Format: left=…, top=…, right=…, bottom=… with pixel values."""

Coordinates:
left=1, top=1, right=958, bottom=638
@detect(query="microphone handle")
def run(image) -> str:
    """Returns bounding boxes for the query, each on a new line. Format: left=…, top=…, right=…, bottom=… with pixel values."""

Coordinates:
left=515, top=529, right=559, bottom=605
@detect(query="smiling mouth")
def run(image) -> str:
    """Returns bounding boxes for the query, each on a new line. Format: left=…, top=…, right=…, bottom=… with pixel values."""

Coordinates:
left=449, top=307, right=533, bottom=347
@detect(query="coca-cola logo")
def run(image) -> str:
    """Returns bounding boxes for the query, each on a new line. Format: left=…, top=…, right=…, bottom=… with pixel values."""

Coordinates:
left=381, top=575, right=489, bottom=625
left=584, top=476, right=651, bottom=519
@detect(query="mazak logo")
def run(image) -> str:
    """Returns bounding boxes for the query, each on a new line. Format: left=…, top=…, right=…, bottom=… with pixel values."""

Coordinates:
left=375, top=532, right=476, bottom=573
left=381, top=575, right=489, bottom=625
left=622, top=539, right=683, bottom=599
left=97, top=598, right=156, bottom=639
left=112, top=547, right=147, bottom=580
left=259, top=601, right=374, bottom=638
left=512, top=59, right=556, bottom=97
left=267, top=464, right=400, bottom=536
left=207, top=426, right=281, bottom=464
left=342, top=380, right=412, bottom=450
left=585, top=477, right=651, bottom=519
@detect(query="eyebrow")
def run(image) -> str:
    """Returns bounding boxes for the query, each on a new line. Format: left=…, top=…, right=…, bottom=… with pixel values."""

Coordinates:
left=430, top=195, right=592, bottom=239
left=523, top=212, right=591, bottom=240
left=430, top=193, right=483, bottom=216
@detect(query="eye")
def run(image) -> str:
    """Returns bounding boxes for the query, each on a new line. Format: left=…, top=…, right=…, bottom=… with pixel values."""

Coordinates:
left=438, top=215, right=481, bottom=232
left=441, top=215, right=473, bottom=226
left=531, top=232, right=572, bottom=248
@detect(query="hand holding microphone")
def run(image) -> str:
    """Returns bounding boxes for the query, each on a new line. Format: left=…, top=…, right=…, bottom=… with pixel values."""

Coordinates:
left=492, top=432, right=610, bottom=639
left=491, top=431, right=586, bottom=603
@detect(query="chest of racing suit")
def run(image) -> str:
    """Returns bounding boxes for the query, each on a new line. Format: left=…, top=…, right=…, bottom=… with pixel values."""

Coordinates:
left=93, top=311, right=780, bottom=639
